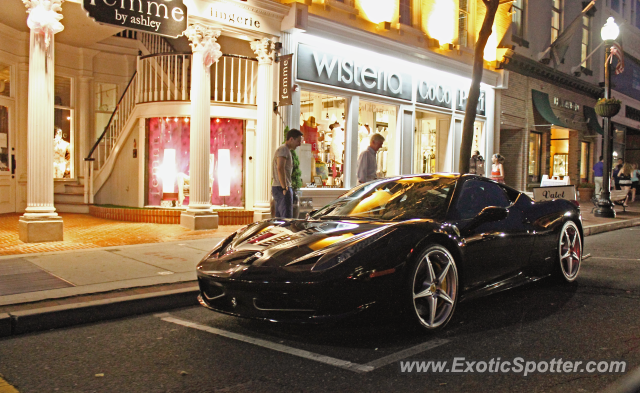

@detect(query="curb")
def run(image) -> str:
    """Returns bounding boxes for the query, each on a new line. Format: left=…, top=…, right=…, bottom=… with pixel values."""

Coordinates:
left=0, top=313, right=10, bottom=337
left=3, top=287, right=199, bottom=337
left=584, top=217, right=640, bottom=236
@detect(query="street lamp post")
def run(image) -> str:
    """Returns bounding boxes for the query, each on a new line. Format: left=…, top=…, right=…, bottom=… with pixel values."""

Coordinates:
left=594, top=17, right=619, bottom=218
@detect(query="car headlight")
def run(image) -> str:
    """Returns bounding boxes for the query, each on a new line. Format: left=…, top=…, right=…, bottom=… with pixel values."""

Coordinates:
left=310, top=227, right=395, bottom=272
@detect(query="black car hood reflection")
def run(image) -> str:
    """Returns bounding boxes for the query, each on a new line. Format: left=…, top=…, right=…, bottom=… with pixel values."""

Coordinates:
left=199, top=218, right=417, bottom=271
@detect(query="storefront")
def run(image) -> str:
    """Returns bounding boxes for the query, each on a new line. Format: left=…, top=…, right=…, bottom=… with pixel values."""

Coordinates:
left=290, top=33, right=496, bottom=207
left=498, top=52, right=603, bottom=191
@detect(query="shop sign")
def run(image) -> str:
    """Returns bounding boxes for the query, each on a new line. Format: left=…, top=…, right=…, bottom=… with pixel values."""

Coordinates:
left=455, top=89, right=486, bottom=116
left=296, top=43, right=412, bottom=101
left=553, top=96, right=580, bottom=112
left=279, top=54, right=293, bottom=106
left=209, top=7, right=261, bottom=30
left=533, top=185, right=577, bottom=201
left=186, top=2, right=282, bottom=36
left=416, top=81, right=454, bottom=109
left=83, top=0, right=187, bottom=38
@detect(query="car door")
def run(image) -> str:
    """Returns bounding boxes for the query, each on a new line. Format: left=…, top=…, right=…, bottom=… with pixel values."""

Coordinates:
left=450, top=179, right=534, bottom=289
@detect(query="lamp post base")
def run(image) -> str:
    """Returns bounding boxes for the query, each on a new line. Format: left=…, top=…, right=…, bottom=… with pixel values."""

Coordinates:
left=594, top=199, right=616, bottom=218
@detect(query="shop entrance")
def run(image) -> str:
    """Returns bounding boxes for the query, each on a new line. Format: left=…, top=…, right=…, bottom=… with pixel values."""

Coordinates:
left=0, top=98, right=15, bottom=213
left=550, top=128, right=570, bottom=177
left=414, top=110, right=451, bottom=174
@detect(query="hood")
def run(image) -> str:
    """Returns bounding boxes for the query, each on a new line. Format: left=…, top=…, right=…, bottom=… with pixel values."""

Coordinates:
left=201, top=219, right=395, bottom=270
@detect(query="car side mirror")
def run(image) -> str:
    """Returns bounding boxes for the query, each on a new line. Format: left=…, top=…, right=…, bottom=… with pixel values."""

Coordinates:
left=476, top=206, right=509, bottom=223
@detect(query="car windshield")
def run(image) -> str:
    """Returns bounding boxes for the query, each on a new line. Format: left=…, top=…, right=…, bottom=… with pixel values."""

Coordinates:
left=310, top=176, right=457, bottom=221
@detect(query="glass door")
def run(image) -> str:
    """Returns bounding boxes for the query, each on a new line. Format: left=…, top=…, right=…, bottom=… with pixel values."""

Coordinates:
left=0, top=98, right=15, bottom=213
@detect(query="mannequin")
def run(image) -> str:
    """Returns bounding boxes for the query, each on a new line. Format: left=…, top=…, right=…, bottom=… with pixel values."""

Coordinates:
left=53, top=128, right=70, bottom=178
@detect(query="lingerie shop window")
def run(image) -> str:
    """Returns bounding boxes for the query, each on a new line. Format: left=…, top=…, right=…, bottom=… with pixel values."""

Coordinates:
left=299, top=91, right=347, bottom=188
left=147, top=117, right=244, bottom=207
left=359, top=101, right=397, bottom=178
left=54, top=76, right=73, bottom=179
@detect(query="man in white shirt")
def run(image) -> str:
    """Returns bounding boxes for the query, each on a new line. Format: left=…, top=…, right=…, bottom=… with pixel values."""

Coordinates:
left=272, top=129, right=303, bottom=218
left=357, top=133, right=385, bottom=184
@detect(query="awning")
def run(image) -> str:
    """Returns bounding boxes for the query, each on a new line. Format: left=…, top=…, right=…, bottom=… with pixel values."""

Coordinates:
left=583, top=105, right=603, bottom=135
left=532, top=89, right=567, bottom=128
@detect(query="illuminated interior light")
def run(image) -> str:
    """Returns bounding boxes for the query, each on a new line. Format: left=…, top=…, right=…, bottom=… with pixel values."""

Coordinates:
left=359, top=0, right=396, bottom=24
left=218, top=149, right=231, bottom=198
left=66, top=116, right=71, bottom=120
left=428, top=0, right=455, bottom=45
left=161, top=149, right=176, bottom=194
left=185, top=118, right=189, bottom=123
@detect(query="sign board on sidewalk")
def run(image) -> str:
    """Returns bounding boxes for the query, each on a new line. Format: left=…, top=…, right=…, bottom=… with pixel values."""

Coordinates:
left=82, top=0, right=188, bottom=38
left=533, top=185, right=577, bottom=201
left=279, top=54, right=293, bottom=107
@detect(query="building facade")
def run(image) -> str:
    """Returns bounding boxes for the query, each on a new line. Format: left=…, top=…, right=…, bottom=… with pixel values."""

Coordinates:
left=0, top=0, right=514, bottom=239
left=498, top=0, right=640, bottom=191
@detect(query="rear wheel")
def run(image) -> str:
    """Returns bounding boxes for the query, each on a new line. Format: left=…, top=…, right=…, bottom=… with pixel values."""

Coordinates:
left=405, top=245, right=459, bottom=331
left=556, top=220, right=582, bottom=282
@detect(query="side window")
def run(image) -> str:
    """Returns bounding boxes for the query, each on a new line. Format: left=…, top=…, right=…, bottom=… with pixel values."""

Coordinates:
left=456, top=180, right=511, bottom=219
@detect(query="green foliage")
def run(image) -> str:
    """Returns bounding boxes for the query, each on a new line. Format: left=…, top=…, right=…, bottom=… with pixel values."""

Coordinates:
left=283, top=126, right=303, bottom=191
left=596, top=97, right=621, bottom=105
left=291, top=150, right=303, bottom=190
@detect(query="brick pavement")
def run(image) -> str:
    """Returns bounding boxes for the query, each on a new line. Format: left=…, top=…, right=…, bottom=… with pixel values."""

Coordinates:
left=0, top=213, right=241, bottom=256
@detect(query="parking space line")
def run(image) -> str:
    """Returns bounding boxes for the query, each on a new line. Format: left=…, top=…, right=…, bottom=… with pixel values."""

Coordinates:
left=588, top=257, right=640, bottom=261
left=0, top=376, right=20, bottom=393
left=363, top=339, right=450, bottom=370
left=157, top=314, right=449, bottom=373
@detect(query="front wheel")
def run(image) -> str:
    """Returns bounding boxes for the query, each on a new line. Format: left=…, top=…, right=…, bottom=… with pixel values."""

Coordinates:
left=405, top=245, right=459, bottom=331
left=556, top=220, right=582, bottom=282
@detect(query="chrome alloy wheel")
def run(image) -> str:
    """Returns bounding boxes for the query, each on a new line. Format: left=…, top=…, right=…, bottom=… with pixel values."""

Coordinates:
left=558, top=221, right=582, bottom=282
left=412, top=246, right=458, bottom=329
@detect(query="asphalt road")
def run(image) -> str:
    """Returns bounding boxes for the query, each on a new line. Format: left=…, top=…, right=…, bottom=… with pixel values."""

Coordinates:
left=1, top=227, right=640, bottom=393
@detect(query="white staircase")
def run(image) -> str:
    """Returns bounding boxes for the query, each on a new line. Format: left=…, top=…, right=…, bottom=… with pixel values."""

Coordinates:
left=55, top=182, right=90, bottom=213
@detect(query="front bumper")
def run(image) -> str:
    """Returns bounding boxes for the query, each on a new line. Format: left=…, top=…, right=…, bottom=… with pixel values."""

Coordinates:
left=196, top=270, right=396, bottom=323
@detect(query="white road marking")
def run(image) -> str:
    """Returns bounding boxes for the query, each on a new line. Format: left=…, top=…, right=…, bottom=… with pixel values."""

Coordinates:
left=158, top=314, right=449, bottom=373
left=588, top=256, right=640, bottom=261
left=363, top=339, right=450, bottom=370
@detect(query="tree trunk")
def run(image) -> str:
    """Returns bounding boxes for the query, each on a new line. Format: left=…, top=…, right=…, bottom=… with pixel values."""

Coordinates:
left=458, top=0, right=500, bottom=174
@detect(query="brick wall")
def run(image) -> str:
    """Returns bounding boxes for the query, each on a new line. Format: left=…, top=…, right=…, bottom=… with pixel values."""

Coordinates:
left=500, top=73, right=600, bottom=191
left=89, top=206, right=254, bottom=225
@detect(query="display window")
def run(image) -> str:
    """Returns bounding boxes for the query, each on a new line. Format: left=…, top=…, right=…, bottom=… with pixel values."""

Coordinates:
left=0, top=63, right=10, bottom=98
left=550, top=128, right=569, bottom=177
left=54, top=76, right=73, bottom=179
left=299, top=90, right=347, bottom=188
left=359, top=100, right=397, bottom=178
left=580, top=141, right=590, bottom=182
left=528, top=132, right=542, bottom=183
left=0, top=106, right=7, bottom=172
left=147, top=117, right=244, bottom=207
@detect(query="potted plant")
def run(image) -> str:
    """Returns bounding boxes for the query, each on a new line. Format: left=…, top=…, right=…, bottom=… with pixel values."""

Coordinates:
left=577, top=182, right=595, bottom=202
left=594, top=97, right=621, bottom=118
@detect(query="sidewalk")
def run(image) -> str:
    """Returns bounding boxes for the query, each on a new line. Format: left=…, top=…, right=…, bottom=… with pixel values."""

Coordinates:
left=1, top=203, right=639, bottom=337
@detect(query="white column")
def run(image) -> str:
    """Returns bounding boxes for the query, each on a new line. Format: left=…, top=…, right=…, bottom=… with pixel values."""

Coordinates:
left=78, top=76, right=92, bottom=181
left=19, top=0, right=64, bottom=243
left=251, top=38, right=276, bottom=221
left=180, top=24, right=222, bottom=230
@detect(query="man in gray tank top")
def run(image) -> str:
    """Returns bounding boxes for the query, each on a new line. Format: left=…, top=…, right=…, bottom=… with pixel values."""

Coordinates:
left=272, top=129, right=303, bottom=218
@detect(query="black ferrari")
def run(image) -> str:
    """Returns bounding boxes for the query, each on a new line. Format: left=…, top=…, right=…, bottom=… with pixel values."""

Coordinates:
left=197, top=174, right=583, bottom=331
